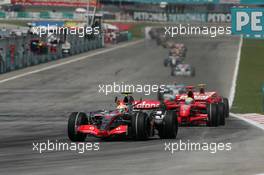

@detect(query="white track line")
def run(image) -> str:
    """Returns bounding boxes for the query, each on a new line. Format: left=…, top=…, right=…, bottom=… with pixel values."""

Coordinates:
left=230, top=113, right=264, bottom=131
left=0, top=40, right=143, bottom=84
left=229, top=36, right=243, bottom=107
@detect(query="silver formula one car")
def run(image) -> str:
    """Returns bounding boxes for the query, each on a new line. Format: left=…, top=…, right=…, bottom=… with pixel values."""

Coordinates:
left=164, top=56, right=184, bottom=67
left=157, top=84, right=186, bottom=101
left=171, top=64, right=195, bottom=77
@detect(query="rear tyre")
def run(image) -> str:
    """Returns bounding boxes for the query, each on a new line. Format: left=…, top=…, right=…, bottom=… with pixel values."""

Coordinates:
left=191, top=67, right=195, bottom=77
left=223, top=98, right=229, bottom=118
left=206, top=104, right=219, bottom=127
left=218, top=103, right=225, bottom=125
left=164, top=59, right=169, bottom=67
left=131, top=112, right=150, bottom=140
left=68, top=112, right=88, bottom=142
left=158, top=110, right=178, bottom=139
left=171, top=69, right=175, bottom=76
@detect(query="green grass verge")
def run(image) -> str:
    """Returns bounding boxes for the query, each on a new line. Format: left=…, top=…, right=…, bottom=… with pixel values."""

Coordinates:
left=127, top=23, right=150, bottom=39
left=232, top=39, right=264, bottom=114
left=0, top=20, right=28, bottom=26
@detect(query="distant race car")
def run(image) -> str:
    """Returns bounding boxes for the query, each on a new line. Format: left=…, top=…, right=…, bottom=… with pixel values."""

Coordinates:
left=157, top=84, right=186, bottom=101
left=164, top=56, right=183, bottom=67
left=169, top=43, right=187, bottom=57
left=156, top=34, right=167, bottom=46
left=163, top=86, right=228, bottom=126
left=171, top=64, right=195, bottom=77
left=190, top=84, right=229, bottom=118
left=30, top=39, right=48, bottom=54
left=68, top=93, right=178, bottom=142
left=62, top=41, right=71, bottom=55
left=179, top=84, right=229, bottom=118
left=164, top=41, right=174, bottom=48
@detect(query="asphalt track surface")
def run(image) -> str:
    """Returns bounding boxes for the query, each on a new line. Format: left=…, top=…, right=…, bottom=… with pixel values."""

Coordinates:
left=0, top=36, right=263, bottom=175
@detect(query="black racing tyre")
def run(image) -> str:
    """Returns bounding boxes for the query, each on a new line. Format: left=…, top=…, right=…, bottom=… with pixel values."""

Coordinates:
left=222, top=98, right=229, bottom=118
left=131, top=112, right=150, bottom=140
left=191, top=67, right=195, bottom=77
left=164, top=59, right=169, bottom=67
left=218, top=103, right=225, bottom=125
left=206, top=103, right=219, bottom=127
left=156, top=39, right=161, bottom=45
left=157, top=89, right=164, bottom=101
left=158, top=110, right=178, bottom=139
left=171, top=69, right=175, bottom=76
left=68, top=112, right=88, bottom=142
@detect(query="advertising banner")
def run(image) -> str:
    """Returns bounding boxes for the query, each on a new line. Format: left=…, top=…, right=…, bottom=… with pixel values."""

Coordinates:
left=0, top=0, right=11, bottom=5
left=232, top=8, right=264, bottom=39
left=32, top=21, right=65, bottom=27
left=240, top=0, right=264, bottom=4
left=107, top=0, right=219, bottom=4
left=11, top=0, right=99, bottom=7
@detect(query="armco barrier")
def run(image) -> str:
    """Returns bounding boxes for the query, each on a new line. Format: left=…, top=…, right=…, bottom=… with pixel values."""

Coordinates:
left=0, top=33, right=103, bottom=74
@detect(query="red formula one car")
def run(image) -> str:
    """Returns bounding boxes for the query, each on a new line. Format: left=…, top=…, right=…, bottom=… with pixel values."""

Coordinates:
left=163, top=85, right=229, bottom=126
left=68, top=93, right=178, bottom=142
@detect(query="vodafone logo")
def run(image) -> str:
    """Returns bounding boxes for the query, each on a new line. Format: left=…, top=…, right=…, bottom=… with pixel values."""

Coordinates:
left=135, top=101, right=160, bottom=109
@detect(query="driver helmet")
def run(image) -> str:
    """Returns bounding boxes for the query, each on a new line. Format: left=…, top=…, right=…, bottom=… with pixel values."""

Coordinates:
left=116, top=101, right=128, bottom=112
left=200, top=88, right=205, bottom=94
left=185, top=97, right=194, bottom=105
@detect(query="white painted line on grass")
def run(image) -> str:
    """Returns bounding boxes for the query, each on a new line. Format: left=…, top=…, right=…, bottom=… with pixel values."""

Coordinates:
left=0, top=40, right=143, bottom=84
left=229, top=36, right=243, bottom=107
left=230, top=113, right=264, bottom=131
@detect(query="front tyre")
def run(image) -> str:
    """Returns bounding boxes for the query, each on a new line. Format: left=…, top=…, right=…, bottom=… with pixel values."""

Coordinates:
left=68, top=112, right=88, bottom=142
left=164, top=59, right=169, bottom=67
left=158, top=110, right=178, bottom=139
left=191, top=67, right=195, bottom=77
left=222, top=98, right=229, bottom=118
left=171, top=69, right=175, bottom=76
